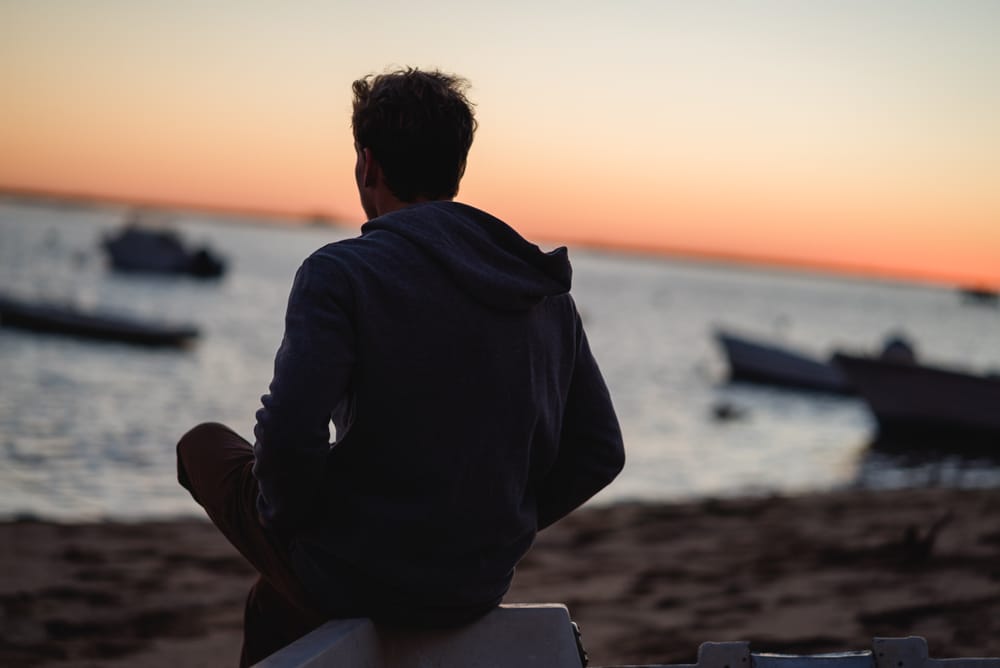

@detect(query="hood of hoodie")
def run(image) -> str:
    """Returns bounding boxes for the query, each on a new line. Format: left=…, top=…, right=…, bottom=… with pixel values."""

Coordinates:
left=361, top=201, right=571, bottom=311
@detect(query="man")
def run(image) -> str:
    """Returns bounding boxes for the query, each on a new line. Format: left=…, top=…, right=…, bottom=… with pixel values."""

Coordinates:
left=177, top=67, right=624, bottom=666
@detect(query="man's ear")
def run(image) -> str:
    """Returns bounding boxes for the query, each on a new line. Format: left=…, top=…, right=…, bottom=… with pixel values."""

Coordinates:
left=362, top=147, right=379, bottom=188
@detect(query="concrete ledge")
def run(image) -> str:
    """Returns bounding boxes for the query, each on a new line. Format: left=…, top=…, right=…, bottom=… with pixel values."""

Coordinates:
left=873, top=637, right=1000, bottom=668
left=603, top=637, right=1000, bottom=668
left=253, top=618, right=378, bottom=668
left=252, top=603, right=584, bottom=668
left=254, top=611, right=1000, bottom=668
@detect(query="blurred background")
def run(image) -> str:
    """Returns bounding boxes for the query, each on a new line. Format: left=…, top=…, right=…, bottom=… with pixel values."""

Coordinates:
left=1, top=1, right=998, bottom=521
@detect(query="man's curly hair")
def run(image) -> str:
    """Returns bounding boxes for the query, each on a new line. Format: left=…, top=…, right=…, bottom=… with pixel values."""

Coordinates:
left=352, top=68, right=477, bottom=202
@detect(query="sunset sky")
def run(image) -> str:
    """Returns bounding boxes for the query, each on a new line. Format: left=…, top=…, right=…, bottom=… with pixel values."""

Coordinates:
left=2, top=1, right=998, bottom=287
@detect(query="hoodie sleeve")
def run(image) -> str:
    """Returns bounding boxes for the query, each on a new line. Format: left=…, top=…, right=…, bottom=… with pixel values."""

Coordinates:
left=252, top=253, right=356, bottom=532
left=536, top=317, right=625, bottom=529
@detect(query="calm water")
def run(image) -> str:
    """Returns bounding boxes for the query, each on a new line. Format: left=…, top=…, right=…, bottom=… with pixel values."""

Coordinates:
left=2, top=200, right=998, bottom=521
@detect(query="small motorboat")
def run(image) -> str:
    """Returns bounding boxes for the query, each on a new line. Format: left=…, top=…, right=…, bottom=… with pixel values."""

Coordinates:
left=103, top=220, right=226, bottom=278
left=958, top=284, right=999, bottom=307
left=714, top=329, right=853, bottom=395
left=0, top=292, right=199, bottom=348
left=833, top=351, right=1000, bottom=447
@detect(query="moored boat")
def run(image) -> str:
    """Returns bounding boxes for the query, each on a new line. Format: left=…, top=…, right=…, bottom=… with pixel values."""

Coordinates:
left=833, top=351, right=1000, bottom=446
left=103, top=222, right=226, bottom=278
left=0, top=292, right=199, bottom=347
left=958, top=284, right=999, bottom=306
left=714, top=329, right=853, bottom=395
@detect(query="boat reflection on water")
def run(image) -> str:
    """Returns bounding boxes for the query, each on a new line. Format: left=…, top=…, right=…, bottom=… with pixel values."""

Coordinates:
left=854, top=434, right=1000, bottom=491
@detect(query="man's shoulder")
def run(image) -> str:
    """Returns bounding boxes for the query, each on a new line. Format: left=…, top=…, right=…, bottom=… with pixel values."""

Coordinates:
left=303, top=231, right=388, bottom=264
left=314, top=227, right=411, bottom=257
left=300, top=230, right=417, bottom=285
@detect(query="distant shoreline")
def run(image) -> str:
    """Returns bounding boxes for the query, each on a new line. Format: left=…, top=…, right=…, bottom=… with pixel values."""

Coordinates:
left=0, top=183, right=346, bottom=229
left=3, top=183, right=994, bottom=291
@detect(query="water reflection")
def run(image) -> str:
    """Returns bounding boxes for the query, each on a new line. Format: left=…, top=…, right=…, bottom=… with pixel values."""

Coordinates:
left=853, top=436, right=1000, bottom=490
left=2, top=200, right=999, bottom=521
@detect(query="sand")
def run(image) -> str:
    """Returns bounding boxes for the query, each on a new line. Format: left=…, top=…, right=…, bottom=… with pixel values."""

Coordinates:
left=2, top=487, right=998, bottom=667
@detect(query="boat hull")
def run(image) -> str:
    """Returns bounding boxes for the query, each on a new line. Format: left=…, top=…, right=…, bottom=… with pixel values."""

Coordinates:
left=715, top=330, right=852, bottom=395
left=103, top=227, right=226, bottom=278
left=833, top=352, right=1000, bottom=446
left=0, top=294, right=199, bottom=348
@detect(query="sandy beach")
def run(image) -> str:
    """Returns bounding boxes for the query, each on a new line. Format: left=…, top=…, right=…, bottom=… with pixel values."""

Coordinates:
left=2, top=487, right=998, bottom=667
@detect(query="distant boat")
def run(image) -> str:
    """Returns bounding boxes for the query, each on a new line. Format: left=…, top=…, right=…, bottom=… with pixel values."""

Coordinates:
left=833, top=351, right=1000, bottom=446
left=103, top=221, right=226, bottom=278
left=714, top=329, right=853, bottom=395
left=958, top=284, right=999, bottom=307
left=0, top=292, right=199, bottom=348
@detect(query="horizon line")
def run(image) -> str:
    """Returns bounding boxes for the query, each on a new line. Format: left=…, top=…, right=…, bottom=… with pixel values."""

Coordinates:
left=1, top=183, right=993, bottom=292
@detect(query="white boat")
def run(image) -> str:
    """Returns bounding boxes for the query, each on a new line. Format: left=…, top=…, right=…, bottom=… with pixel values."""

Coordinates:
left=714, top=329, right=853, bottom=395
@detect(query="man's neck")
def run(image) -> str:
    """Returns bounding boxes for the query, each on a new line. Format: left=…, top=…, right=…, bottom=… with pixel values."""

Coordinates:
left=375, top=195, right=448, bottom=218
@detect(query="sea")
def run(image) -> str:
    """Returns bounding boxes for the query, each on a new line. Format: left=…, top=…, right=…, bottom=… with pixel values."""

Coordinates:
left=2, top=199, right=998, bottom=522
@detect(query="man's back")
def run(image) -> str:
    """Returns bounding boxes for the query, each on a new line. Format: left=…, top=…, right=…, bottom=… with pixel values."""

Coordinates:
left=253, top=201, right=624, bottom=622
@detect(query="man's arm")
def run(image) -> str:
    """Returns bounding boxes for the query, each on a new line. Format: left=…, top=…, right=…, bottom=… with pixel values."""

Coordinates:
left=252, top=254, right=355, bottom=533
left=536, top=320, right=625, bottom=530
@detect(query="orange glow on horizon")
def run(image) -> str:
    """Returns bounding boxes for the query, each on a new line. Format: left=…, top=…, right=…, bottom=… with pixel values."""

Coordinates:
left=2, top=3, right=998, bottom=289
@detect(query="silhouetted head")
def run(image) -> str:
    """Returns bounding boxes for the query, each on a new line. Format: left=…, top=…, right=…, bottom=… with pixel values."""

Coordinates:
left=352, top=68, right=477, bottom=205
